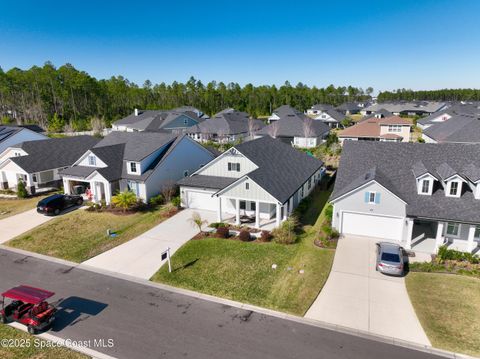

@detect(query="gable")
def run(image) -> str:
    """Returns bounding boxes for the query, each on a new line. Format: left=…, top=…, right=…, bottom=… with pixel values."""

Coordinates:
left=0, top=147, right=28, bottom=164
left=0, top=158, right=28, bottom=174
left=163, top=114, right=199, bottom=129
left=216, top=176, right=279, bottom=203
left=195, top=148, right=258, bottom=178
left=75, top=150, right=108, bottom=168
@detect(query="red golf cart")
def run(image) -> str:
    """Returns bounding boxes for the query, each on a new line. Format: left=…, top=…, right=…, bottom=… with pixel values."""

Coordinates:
left=0, top=285, right=56, bottom=334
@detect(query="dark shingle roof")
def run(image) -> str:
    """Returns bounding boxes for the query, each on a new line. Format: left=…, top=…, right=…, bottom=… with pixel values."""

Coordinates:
left=332, top=141, right=480, bottom=223
left=234, top=136, right=324, bottom=203
left=422, top=114, right=480, bottom=143
left=188, top=110, right=264, bottom=135
left=257, top=115, right=330, bottom=138
left=112, top=109, right=203, bottom=131
left=177, top=175, right=236, bottom=189
left=11, top=136, right=100, bottom=173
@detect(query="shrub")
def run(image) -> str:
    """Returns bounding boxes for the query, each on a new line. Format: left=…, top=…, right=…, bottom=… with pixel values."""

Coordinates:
left=260, top=231, right=272, bottom=242
left=171, top=196, right=181, bottom=208
left=216, top=226, right=230, bottom=238
left=330, top=228, right=340, bottom=239
left=148, top=194, right=164, bottom=206
left=16, top=179, right=28, bottom=198
left=163, top=202, right=178, bottom=216
left=417, top=137, right=425, bottom=143
left=111, top=190, right=137, bottom=212
left=324, top=204, right=333, bottom=223
left=188, top=212, right=208, bottom=233
left=209, top=222, right=227, bottom=229
left=238, top=230, right=251, bottom=242
left=437, top=246, right=479, bottom=264
left=272, top=216, right=298, bottom=244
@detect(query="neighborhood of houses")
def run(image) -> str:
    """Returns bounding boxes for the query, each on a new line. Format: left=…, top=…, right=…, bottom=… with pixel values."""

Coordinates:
left=1, top=98, right=480, bottom=357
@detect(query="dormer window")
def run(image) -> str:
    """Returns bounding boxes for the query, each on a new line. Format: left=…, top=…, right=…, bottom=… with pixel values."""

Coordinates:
left=130, top=162, right=138, bottom=174
left=449, top=181, right=459, bottom=196
left=421, top=179, right=430, bottom=194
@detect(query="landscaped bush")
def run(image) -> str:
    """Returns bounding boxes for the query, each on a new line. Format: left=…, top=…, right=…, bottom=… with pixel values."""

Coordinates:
left=209, top=222, right=227, bottom=229
left=238, top=230, right=251, bottom=242
left=171, top=196, right=181, bottom=208
left=272, top=216, right=298, bottom=244
left=437, top=246, right=479, bottom=264
left=16, top=180, right=28, bottom=198
left=216, top=226, right=230, bottom=238
left=111, top=190, right=137, bottom=212
left=148, top=194, right=164, bottom=206
left=324, top=204, right=333, bottom=223
left=260, top=230, right=272, bottom=242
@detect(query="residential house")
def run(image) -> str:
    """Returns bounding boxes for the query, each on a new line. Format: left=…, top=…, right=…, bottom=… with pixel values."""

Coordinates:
left=60, top=132, right=215, bottom=204
left=337, top=116, right=412, bottom=144
left=335, top=102, right=362, bottom=115
left=0, top=126, right=48, bottom=157
left=268, top=105, right=304, bottom=123
left=311, top=108, right=346, bottom=128
left=0, top=136, right=99, bottom=194
left=361, top=101, right=447, bottom=116
left=417, top=103, right=480, bottom=130
left=188, top=109, right=264, bottom=143
left=257, top=105, right=330, bottom=148
left=306, top=104, right=334, bottom=116
left=422, top=114, right=480, bottom=144
left=178, top=136, right=324, bottom=229
left=331, top=141, right=480, bottom=254
left=111, top=108, right=204, bottom=133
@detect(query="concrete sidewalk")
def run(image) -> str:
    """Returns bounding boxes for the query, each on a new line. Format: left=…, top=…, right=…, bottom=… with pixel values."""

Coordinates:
left=0, top=208, right=53, bottom=244
left=305, top=235, right=430, bottom=346
left=82, top=209, right=217, bottom=279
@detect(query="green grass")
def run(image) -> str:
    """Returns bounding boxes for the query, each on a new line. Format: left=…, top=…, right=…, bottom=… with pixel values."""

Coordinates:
left=406, top=273, right=480, bottom=357
left=0, top=196, right=49, bottom=220
left=0, top=324, right=87, bottom=359
left=152, top=190, right=334, bottom=315
left=7, top=207, right=170, bottom=263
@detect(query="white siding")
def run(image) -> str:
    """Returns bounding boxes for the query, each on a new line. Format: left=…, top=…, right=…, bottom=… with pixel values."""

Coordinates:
left=0, top=147, right=28, bottom=164
left=196, top=150, right=258, bottom=178
left=76, top=150, right=108, bottom=167
left=219, top=177, right=278, bottom=203
left=0, top=160, right=29, bottom=187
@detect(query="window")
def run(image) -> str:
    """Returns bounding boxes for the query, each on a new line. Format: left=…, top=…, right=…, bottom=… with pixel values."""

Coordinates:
left=365, top=191, right=380, bottom=204
left=14, top=152, right=21, bottom=157
left=475, top=225, right=480, bottom=238
left=88, top=155, right=96, bottom=166
left=387, top=125, right=402, bottom=133
left=183, top=170, right=189, bottom=177
left=128, top=181, right=139, bottom=196
left=245, top=182, right=249, bottom=190
left=446, top=222, right=459, bottom=236
left=32, top=174, right=37, bottom=183
left=250, top=202, right=256, bottom=211
left=130, top=162, right=137, bottom=173
left=228, top=162, right=240, bottom=172
left=240, top=201, right=246, bottom=210
left=183, top=118, right=188, bottom=125
left=421, top=179, right=430, bottom=194
left=369, top=192, right=376, bottom=203
left=449, top=181, right=459, bottom=196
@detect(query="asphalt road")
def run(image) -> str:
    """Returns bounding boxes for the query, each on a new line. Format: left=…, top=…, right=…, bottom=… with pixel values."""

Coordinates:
left=0, top=249, right=443, bottom=359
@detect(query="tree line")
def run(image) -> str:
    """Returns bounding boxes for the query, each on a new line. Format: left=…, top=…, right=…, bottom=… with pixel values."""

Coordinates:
left=0, top=62, right=373, bottom=131
left=378, top=88, right=480, bottom=102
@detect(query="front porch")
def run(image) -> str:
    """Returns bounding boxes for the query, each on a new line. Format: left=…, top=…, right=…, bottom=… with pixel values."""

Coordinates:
left=62, top=176, right=113, bottom=204
left=407, top=219, right=480, bottom=254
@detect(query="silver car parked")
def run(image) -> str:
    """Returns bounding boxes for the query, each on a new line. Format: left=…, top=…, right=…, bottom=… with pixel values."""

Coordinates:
left=375, top=242, right=406, bottom=276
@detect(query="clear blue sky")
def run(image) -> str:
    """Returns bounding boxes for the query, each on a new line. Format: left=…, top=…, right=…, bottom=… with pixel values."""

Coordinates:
left=1, top=0, right=479, bottom=91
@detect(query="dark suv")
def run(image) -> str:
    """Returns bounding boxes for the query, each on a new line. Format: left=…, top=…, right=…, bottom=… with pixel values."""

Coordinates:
left=37, top=194, right=83, bottom=216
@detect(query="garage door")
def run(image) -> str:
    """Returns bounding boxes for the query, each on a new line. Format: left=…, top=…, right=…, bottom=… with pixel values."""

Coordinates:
left=341, top=212, right=403, bottom=241
left=184, top=189, right=217, bottom=211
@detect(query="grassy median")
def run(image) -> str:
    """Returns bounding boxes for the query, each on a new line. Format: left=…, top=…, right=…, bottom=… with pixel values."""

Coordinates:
left=152, top=190, right=334, bottom=315
left=0, top=324, right=87, bottom=359
left=406, top=273, right=480, bottom=357
left=7, top=207, right=170, bottom=262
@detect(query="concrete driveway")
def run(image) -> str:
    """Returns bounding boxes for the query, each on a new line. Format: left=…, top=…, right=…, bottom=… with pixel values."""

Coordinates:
left=0, top=208, right=54, bottom=244
left=305, top=235, right=430, bottom=346
left=82, top=209, right=217, bottom=279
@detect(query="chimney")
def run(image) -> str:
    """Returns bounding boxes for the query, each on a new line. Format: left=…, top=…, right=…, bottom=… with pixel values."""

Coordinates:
left=134, top=108, right=139, bottom=116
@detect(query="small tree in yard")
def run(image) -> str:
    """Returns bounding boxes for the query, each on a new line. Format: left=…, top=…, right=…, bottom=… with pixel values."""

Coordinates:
left=161, top=181, right=177, bottom=203
left=272, top=216, right=298, bottom=244
left=16, top=179, right=28, bottom=198
left=111, top=190, right=137, bottom=212
left=189, top=212, right=208, bottom=233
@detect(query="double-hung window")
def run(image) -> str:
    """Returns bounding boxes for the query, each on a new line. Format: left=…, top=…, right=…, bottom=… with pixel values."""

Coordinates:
left=228, top=162, right=240, bottom=172
left=449, top=181, right=459, bottom=196
left=446, top=222, right=459, bottom=236
left=88, top=155, right=96, bottom=166
left=130, top=162, right=137, bottom=173
left=365, top=191, right=380, bottom=204
left=421, top=179, right=430, bottom=194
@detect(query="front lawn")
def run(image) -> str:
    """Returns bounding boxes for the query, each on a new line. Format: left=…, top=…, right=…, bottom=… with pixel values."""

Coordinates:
left=0, top=324, right=87, bottom=359
left=406, top=273, right=480, bottom=357
left=7, top=206, right=171, bottom=263
left=152, top=189, right=334, bottom=315
left=0, top=196, right=48, bottom=220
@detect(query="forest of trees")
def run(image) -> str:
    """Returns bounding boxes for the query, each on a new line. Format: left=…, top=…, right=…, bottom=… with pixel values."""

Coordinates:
left=0, top=62, right=373, bottom=131
left=378, top=88, right=480, bottom=102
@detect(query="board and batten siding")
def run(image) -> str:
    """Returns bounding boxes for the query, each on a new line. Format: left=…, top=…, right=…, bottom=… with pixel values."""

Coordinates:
left=220, top=176, right=279, bottom=203
left=332, top=181, right=407, bottom=233
left=77, top=150, right=108, bottom=168
left=196, top=151, right=258, bottom=178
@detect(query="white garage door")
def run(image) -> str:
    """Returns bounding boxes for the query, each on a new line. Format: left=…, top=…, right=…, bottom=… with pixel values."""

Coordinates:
left=341, top=212, right=403, bottom=241
left=184, top=189, right=217, bottom=211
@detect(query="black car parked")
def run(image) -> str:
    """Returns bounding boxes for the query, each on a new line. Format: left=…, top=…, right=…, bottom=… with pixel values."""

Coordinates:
left=37, top=194, right=83, bottom=216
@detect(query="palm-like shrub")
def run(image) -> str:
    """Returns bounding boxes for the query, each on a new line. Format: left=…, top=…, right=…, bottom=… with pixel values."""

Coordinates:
left=111, top=190, right=137, bottom=212
left=188, top=212, right=208, bottom=233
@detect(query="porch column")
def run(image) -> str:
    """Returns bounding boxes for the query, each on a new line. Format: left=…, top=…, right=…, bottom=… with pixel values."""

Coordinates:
left=276, top=203, right=281, bottom=227
left=63, top=179, right=71, bottom=194
left=288, top=196, right=294, bottom=215
left=217, top=196, right=222, bottom=222
left=282, top=203, right=288, bottom=221
left=405, top=218, right=414, bottom=249
left=467, top=225, right=476, bottom=252
left=255, top=200, right=260, bottom=229
left=235, top=198, right=240, bottom=225
left=435, top=221, right=445, bottom=252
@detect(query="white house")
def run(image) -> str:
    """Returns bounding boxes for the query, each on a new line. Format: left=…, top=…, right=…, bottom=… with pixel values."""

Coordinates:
left=178, top=136, right=325, bottom=229
left=60, top=131, right=216, bottom=204
left=331, top=141, right=480, bottom=254
left=0, top=136, right=99, bottom=194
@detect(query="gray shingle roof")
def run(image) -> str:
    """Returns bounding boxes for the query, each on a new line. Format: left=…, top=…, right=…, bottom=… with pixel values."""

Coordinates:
left=177, top=175, right=236, bottom=189
left=258, top=112, right=330, bottom=138
left=364, top=101, right=446, bottom=114
left=436, top=162, right=457, bottom=181
left=10, top=136, right=100, bottom=173
left=112, top=109, right=203, bottom=131
left=188, top=110, right=264, bottom=135
left=332, top=141, right=480, bottom=223
left=422, top=114, right=480, bottom=143
left=311, top=104, right=334, bottom=111
left=233, top=136, right=324, bottom=203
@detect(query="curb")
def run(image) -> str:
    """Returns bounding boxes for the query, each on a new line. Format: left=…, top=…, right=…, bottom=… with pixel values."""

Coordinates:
left=1, top=245, right=478, bottom=359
